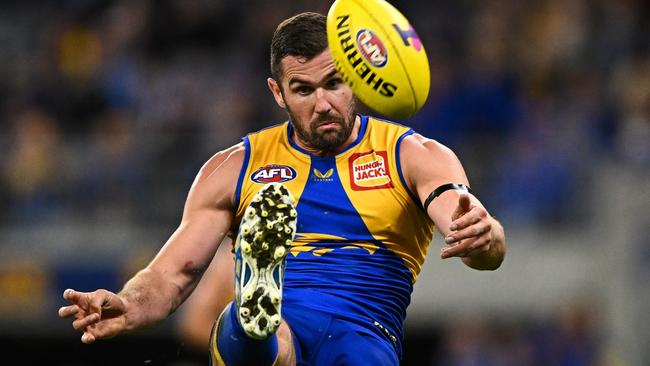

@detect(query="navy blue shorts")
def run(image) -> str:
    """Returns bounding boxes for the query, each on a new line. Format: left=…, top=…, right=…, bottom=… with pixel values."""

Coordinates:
left=282, top=306, right=399, bottom=366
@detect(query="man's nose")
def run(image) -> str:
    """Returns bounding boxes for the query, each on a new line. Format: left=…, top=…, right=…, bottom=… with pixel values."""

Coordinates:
left=314, top=88, right=332, bottom=114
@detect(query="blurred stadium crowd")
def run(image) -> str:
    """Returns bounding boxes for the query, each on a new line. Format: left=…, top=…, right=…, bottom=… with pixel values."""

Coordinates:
left=0, top=0, right=648, bottom=365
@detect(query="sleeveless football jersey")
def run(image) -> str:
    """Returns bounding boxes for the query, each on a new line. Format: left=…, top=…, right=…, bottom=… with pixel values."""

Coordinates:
left=234, top=115, right=435, bottom=355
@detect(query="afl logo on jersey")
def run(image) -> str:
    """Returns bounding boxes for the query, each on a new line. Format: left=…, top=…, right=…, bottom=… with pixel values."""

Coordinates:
left=356, top=29, right=388, bottom=68
left=250, top=164, right=297, bottom=183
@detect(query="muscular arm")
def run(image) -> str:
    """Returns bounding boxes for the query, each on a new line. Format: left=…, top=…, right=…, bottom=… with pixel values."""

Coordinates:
left=400, top=134, right=505, bottom=270
left=119, top=143, right=245, bottom=329
left=59, top=143, right=246, bottom=343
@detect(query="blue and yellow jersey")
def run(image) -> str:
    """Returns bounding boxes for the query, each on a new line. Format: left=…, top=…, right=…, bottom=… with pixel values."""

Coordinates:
left=234, top=115, right=435, bottom=354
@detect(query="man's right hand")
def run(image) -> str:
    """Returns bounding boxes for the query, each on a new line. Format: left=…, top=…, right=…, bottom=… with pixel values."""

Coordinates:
left=58, top=288, right=129, bottom=344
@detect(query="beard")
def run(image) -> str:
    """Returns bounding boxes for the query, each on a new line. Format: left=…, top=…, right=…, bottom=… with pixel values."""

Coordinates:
left=288, top=98, right=357, bottom=155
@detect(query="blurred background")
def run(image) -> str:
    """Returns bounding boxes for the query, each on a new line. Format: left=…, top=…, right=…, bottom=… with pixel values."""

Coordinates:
left=0, top=0, right=648, bottom=365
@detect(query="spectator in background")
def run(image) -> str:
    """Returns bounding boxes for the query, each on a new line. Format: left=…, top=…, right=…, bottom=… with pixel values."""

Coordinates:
left=74, top=109, right=145, bottom=218
left=435, top=315, right=534, bottom=366
left=3, top=109, right=64, bottom=224
left=613, top=54, right=650, bottom=168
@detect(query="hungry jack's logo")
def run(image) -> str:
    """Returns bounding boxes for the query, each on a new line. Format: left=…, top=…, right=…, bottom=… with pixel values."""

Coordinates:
left=349, top=151, right=393, bottom=190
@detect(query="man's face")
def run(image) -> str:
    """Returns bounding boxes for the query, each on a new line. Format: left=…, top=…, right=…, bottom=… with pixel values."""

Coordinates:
left=268, top=50, right=357, bottom=154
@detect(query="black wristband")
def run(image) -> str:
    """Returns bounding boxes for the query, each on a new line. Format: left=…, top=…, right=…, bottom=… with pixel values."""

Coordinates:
left=423, top=183, right=472, bottom=212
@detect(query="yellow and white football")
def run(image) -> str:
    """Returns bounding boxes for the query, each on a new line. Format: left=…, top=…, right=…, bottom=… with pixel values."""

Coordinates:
left=326, top=0, right=430, bottom=119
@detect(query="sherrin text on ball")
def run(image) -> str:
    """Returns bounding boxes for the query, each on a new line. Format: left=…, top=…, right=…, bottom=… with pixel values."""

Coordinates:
left=326, top=0, right=430, bottom=119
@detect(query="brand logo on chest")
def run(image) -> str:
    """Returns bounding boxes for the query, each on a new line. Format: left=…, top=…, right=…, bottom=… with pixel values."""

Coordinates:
left=312, top=168, right=334, bottom=182
left=348, top=151, right=393, bottom=190
left=250, top=164, right=297, bottom=183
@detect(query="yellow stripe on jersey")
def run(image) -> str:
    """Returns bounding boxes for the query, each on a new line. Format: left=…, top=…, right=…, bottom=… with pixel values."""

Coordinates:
left=333, top=118, right=434, bottom=280
left=235, top=123, right=310, bottom=223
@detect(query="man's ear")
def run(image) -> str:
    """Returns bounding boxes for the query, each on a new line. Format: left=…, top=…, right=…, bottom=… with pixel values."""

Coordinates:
left=267, top=78, right=286, bottom=109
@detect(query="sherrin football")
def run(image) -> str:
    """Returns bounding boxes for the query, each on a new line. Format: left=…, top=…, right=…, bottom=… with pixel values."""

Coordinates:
left=326, top=0, right=430, bottom=119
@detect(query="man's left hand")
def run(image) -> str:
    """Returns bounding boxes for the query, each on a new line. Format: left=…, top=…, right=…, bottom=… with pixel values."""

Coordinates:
left=440, top=193, right=493, bottom=259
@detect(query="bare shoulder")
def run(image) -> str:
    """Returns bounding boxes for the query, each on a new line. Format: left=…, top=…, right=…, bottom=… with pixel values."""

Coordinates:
left=195, top=143, right=246, bottom=183
left=401, top=133, right=457, bottom=162
left=400, top=133, right=469, bottom=200
left=186, top=142, right=246, bottom=211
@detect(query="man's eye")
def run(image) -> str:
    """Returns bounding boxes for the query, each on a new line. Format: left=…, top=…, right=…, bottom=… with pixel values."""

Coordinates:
left=294, top=86, right=313, bottom=95
left=326, top=79, right=342, bottom=89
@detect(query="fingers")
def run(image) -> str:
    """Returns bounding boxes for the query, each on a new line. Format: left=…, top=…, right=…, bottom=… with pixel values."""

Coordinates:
left=58, top=305, right=79, bottom=318
left=441, top=239, right=470, bottom=259
left=72, top=313, right=101, bottom=331
left=458, top=193, right=471, bottom=211
left=465, top=241, right=491, bottom=257
left=59, top=289, right=88, bottom=320
left=61, top=288, right=102, bottom=331
left=81, top=332, right=96, bottom=344
left=61, top=288, right=97, bottom=318
left=63, top=288, right=83, bottom=303
left=445, top=213, right=491, bottom=244
left=64, top=288, right=111, bottom=314
left=82, top=318, right=123, bottom=343
left=441, top=236, right=491, bottom=259
left=450, top=205, right=487, bottom=231
left=451, top=193, right=472, bottom=221
left=442, top=205, right=493, bottom=259
left=60, top=288, right=126, bottom=344
left=95, top=289, right=125, bottom=314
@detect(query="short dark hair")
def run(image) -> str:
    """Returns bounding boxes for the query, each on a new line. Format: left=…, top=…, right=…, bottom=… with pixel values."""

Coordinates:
left=270, top=12, right=328, bottom=81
